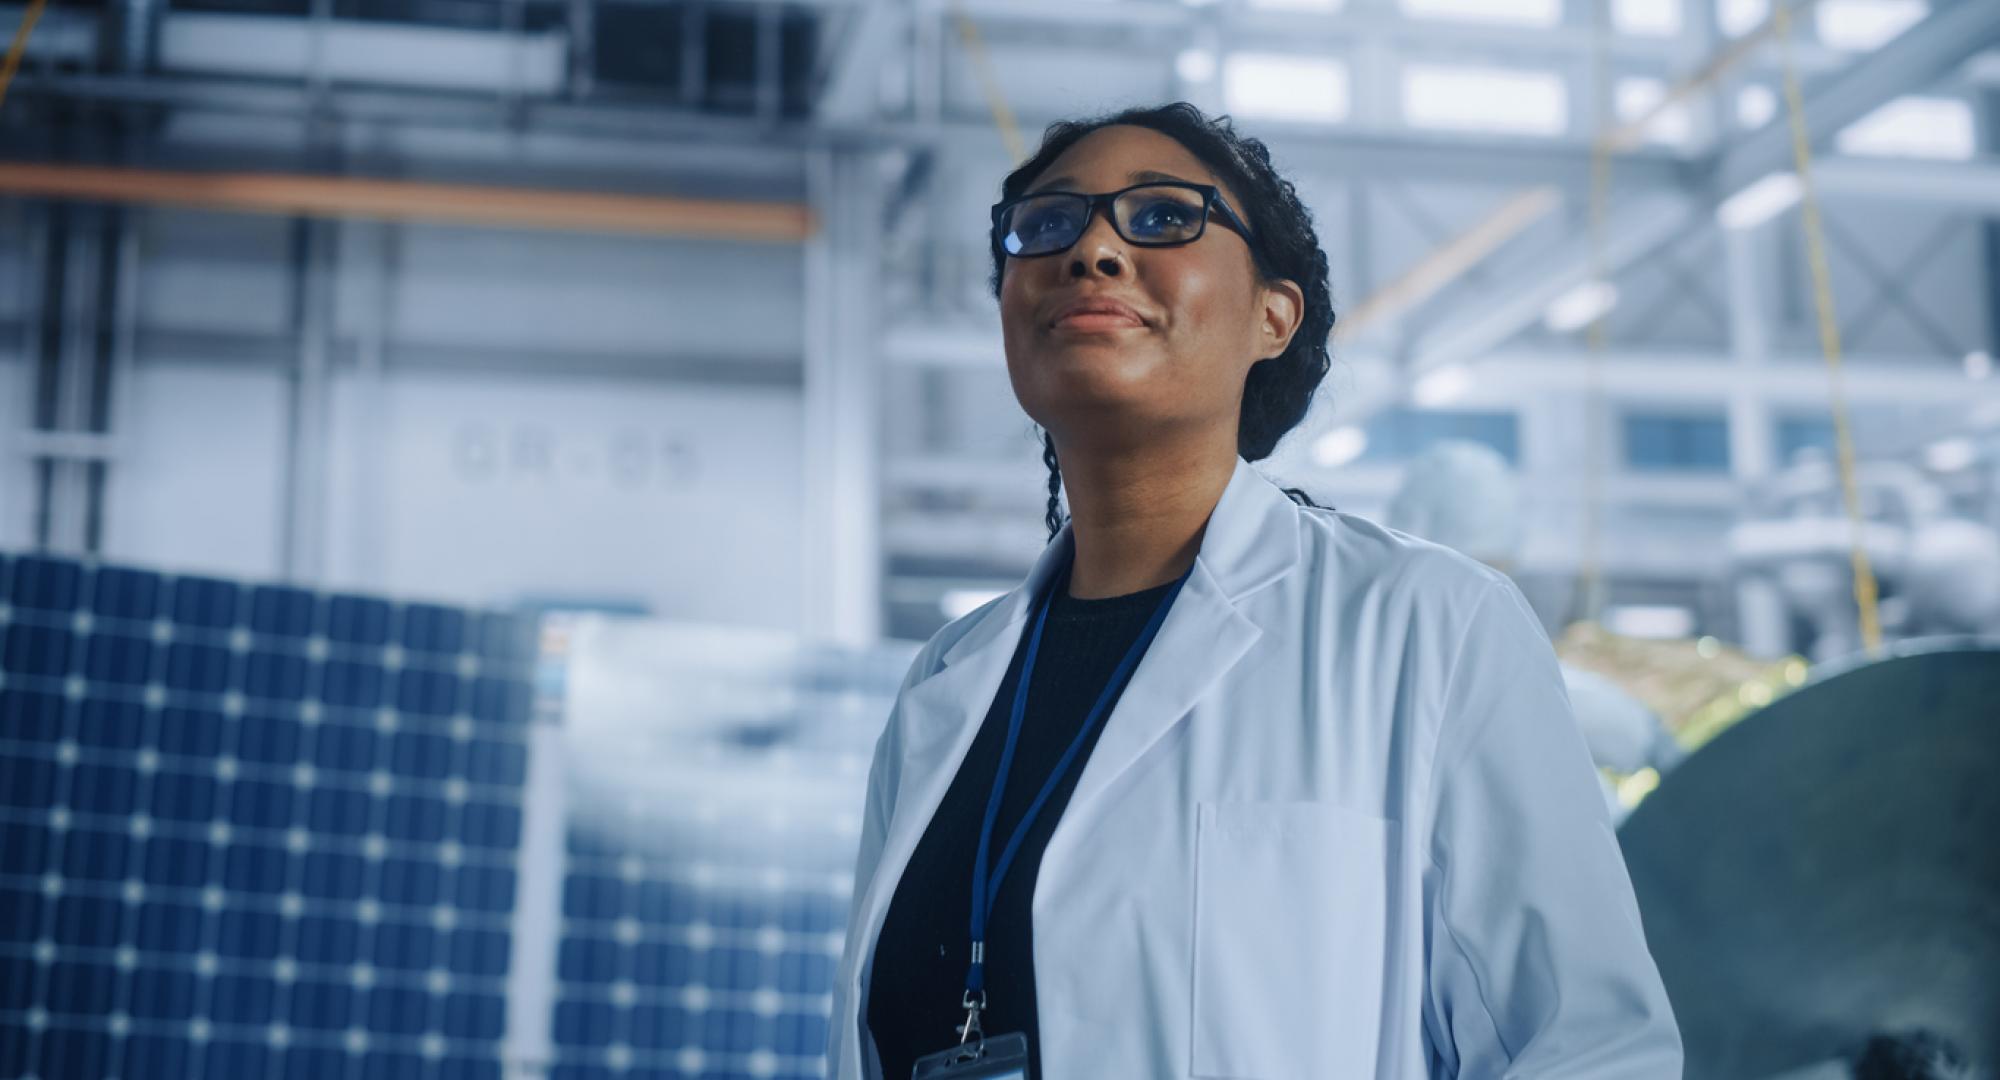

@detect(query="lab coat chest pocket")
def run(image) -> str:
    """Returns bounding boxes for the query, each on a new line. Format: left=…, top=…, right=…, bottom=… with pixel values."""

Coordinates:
left=1191, top=801, right=1393, bottom=1080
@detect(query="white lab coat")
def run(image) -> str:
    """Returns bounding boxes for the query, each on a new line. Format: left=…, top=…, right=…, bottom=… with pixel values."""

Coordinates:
left=828, top=456, right=1681, bottom=1079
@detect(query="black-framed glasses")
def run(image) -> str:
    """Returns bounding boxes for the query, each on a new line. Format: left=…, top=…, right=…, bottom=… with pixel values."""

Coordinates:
left=990, top=181, right=1257, bottom=259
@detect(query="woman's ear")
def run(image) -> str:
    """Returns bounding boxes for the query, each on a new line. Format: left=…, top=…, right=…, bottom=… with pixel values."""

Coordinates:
left=1258, top=278, right=1307, bottom=361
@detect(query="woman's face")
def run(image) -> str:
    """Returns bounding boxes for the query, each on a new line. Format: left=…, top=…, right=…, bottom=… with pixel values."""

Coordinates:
left=998, top=124, right=1303, bottom=453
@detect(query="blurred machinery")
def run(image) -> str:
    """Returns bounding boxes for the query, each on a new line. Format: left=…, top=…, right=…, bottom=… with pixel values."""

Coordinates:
left=1390, top=444, right=2000, bottom=1079
left=1386, top=442, right=1715, bottom=813
left=1729, top=453, right=2000, bottom=662
left=1618, top=642, right=2000, bottom=1080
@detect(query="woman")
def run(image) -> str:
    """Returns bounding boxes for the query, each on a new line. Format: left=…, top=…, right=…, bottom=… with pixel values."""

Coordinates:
left=828, top=103, right=1681, bottom=1079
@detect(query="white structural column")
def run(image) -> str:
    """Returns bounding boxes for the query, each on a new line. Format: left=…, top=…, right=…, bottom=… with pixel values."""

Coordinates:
left=502, top=695, right=567, bottom=1080
left=283, top=217, right=336, bottom=585
left=323, top=218, right=394, bottom=592
left=1724, top=220, right=1790, bottom=658
left=803, top=149, right=885, bottom=645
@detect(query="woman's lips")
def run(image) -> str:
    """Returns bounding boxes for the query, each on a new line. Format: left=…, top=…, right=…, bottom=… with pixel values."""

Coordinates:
left=1052, top=311, right=1146, bottom=331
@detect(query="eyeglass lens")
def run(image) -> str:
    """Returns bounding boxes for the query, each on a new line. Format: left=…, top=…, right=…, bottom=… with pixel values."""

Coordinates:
left=1000, top=184, right=1209, bottom=257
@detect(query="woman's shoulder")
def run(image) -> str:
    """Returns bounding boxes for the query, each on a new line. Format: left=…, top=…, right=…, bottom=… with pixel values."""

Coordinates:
left=1296, top=505, right=1516, bottom=618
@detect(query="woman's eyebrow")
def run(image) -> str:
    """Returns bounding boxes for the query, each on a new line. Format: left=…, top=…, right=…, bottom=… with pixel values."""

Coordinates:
left=1025, top=169, right=1202, bottom=194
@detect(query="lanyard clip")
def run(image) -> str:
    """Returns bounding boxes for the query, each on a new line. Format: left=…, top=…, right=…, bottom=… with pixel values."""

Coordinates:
left=958, top=989, right=987, bottom=1046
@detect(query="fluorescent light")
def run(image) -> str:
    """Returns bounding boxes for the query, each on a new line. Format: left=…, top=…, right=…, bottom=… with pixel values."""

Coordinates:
left=1718, top=0, right=1770, bottom=36
left=1736, top=85, right=1777, bottom=129
left=1224, top=53, right=1350, bottom=123
left=1248, top=0, right=1342, bottom=8
left=1818, top=0, right=1927, bottom=51
left=1614, top=0, right=1681, bottom=35
left=1544, top=280, right=1618, bottom=333
left=940, top=588, right=1007, bottom=620
left=1616, top=77, right=1692, bottom=146
left=1604, top=604, right=1696, bottom=639
left=1402, top=0, right=1558, bottom=25
left=1176, top=48, right=1217, bottom=83
left=1312, top=426, right=1368, bottom=468
left=1967, top=350, right=1993, bottom=380
left=1413, top=365, right=1473, bottom=407
left=1403, top=63, right=1567, bottom=137
left=1837, top=95, right=1976, bottom=160
left=1925, top=438, right=1976, bottom=472
left=1718, top=171, right=1802, bottom=230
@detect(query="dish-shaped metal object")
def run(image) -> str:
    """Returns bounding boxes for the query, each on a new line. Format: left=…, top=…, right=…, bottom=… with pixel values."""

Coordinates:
left=1617, top=642, right=2000, bottom=1079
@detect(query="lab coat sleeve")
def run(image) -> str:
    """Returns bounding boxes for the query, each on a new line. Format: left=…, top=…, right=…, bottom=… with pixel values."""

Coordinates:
left=826, top=642, right=938, bottom=1079
left=1422, top=581, right=1682, bottom=1079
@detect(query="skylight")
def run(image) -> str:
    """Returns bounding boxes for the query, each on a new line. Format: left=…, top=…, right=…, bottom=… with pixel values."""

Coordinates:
left=1224, top=54, right=1351, bottom=123
left=1403, top=64, right=1567, bottom=136
left=1816, top=0, right=1927, bottom=51
left=1736, top=84, right=1777, bottom=129
left=1717, top=0, right=1769, bottom=36
left=1835, top=95, right=1975, bottom=159
left=1402, top=0, right=1560, bottom=25
left=1614, top=0, right=1682, bottom=36
left=1246, top=0, right=1345, bottom=10
left=1617, top=77, right=1693, bottom=146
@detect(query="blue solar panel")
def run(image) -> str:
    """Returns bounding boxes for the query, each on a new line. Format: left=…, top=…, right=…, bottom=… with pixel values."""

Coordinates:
left=4, top=551, right=917, bottom=1080
left=0, top=551, right=533, bottom=1080
left=541, top=619, right=914, bottom=1080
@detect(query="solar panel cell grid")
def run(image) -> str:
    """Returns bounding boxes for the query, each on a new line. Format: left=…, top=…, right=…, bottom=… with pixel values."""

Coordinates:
left=4, top=551, right=906, bottom=1079
left=2, top=552, right=532, bottom=1080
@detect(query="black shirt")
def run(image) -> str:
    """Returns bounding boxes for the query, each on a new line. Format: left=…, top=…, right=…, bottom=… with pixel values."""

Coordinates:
left=865, top=565, right=1178, bottom=1080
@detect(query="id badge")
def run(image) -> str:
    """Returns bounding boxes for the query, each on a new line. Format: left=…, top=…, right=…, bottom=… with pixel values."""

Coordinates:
left=910, top=1032, right=1031, bottom=1080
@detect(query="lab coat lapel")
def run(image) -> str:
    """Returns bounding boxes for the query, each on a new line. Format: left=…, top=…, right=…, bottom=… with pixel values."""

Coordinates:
left=843, top=528, right=1075, bottom=991
left=844, top=457, right=1301, bottom=1005
left=1055, top=456, right=1301, bottom=835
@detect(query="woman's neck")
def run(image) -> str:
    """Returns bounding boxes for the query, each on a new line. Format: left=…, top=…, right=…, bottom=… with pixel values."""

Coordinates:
left=1056, top=441, right=1236, bottom=599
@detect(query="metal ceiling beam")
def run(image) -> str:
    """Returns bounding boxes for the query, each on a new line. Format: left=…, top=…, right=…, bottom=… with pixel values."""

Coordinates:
left=0, top=162, right=817, bottom=240
left=815, top=1, right=904, bottom=122
left=1393, top=0, right=2000, bottom=409
left=1712, top=0, right=2000, bottom=197
left=6, top=67, right=1698, bottom=192
left=1811, top=157, right=2000, bottom=211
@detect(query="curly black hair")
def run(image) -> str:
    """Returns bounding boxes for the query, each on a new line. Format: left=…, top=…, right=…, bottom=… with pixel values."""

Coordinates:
left=989, top=101, right=1338, bottom=541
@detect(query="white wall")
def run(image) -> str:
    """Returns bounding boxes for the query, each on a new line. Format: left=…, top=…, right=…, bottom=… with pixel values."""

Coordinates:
left=87, top=359, right=806, bottom=628
left=99, top=362, right=292, bottom=577
left=380, top=223, right=803, bottom=363
left=322, top=368, right=805, bottom=627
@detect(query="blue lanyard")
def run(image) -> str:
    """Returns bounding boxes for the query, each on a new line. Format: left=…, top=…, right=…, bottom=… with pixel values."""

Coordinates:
left=963, top=548, right=1194, bottom=1006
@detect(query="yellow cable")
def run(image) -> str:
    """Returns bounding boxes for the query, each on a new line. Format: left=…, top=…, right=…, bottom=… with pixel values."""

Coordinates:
left=1772, top=2, right=1884, bottom=653
left=947, top=1, right=1026, bottom=163
left=1577, top=0, right=1613, bottom=627
left=0, top=0, right=50, bottom=110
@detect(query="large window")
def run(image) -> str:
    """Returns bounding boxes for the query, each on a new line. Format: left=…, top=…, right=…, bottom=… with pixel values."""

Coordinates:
left=1836, top=96, right=1975, bottom=160
left=1774, top=415, right=1837, bottom=465
left=1616, top=77, right=1692, bottom=146
left=1718, top=0, right=1769, bottom=36
left=1401, top=0, right=1559, bottom=26
left=1402, top=63, right=1567, bottom=136
left=1817, top=0, right=1927, bottom=50
left=1224, top=53, right=1351, bottom=123
left=1361, top=409, right=1522, bottom=465
left=1622, top=412, right=1731, bottom=473
left=1614, top=0, right=1682, bottom=36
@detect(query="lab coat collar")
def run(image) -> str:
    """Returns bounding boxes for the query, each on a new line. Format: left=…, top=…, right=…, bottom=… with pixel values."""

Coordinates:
left=937, top=453, right=1301, bottom=672
left=895, top=452, right=1302, bottom=846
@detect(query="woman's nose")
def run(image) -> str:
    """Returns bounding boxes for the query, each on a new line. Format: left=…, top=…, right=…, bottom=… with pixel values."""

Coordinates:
left=1067, top=209, right=1128, bottom=278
